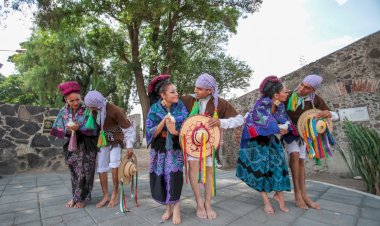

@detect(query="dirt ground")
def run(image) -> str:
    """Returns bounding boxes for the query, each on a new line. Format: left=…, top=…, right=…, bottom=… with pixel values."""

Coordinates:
left=307, top=174, right=365, bottom=191
left=130, top=148, right=366, bottom=192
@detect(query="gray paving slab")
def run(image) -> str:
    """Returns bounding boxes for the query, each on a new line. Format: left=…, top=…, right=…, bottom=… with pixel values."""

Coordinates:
left=39, top=195, right=71, bottom=208
left=42, top=211, right=95, bottom=226
left=15, top=220, right=42, bottom=226
left=360, top=206, right=380, bottom=221
left=292, top=217, right=334, bottom=226
left=357, top=218, right=380, bottom=226
left=302, top=209, right=357, bottom=226
left=85, top=204, right=125, bottom=223
left=186, top=206, right=240, bottom=226
left=0, top=199, right=39, bottom=215
left=362, top=195, right=380, bottom=209
left=317, top=199, right=360, bottom=216
left=40, top=203, right=80, bottom=219
left=13, top=208, right=41, bottom=225
left=320, top=191, right=363, bottom=206
left=0, top=191, right=38, bottom=204
left=231, top=206, right=271, bottom=224
left=0, top=178, right=10, bottom=186
left=0, top=170, right=379, bottom=226
left=0, top=212, right=14, bottom=226
left=214, top=198, right=259, bottom=217
left=306, top=181, right=331, bottom=192
left=97, top=213, right=153, bottom=226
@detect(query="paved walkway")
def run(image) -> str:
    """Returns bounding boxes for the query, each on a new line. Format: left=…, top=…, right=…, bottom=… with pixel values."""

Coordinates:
left=0, top=170, right=379, bottom=226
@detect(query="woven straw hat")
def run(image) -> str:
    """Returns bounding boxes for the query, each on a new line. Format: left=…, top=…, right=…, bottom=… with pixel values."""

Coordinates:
left=297, top=109, right=333, bottom=135
left=179, top=115, right=221, bottom=158
left=118, top=152, right=138, bottom=185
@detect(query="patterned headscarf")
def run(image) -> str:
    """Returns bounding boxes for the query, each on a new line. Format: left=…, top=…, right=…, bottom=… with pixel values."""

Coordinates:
left=84, top=90, right=107, bottom=129
left=195, top=73, right=219, bottom=108
left=303, top=74, right=323, bottom=90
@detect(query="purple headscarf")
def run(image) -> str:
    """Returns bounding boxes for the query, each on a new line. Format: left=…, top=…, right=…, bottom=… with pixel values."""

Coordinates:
left=195, top=73, right=219, bottom=108
left=303, top=74, right=323, bottom=90
left=84, top=90, right=107, bottom=129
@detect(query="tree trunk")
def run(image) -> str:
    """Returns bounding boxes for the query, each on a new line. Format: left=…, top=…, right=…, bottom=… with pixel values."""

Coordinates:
left=128, top=22, right=149, bottom=139
left=162, top=4, right=179, bottom=74
left=149, top=17, right=160, bottom=77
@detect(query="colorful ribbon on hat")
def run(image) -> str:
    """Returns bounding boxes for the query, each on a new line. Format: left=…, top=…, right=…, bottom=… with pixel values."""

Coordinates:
left=300, top=116, right=335, bottom=165
left=119, top=168, right=139, bottom=215
left=181, top=135, right=189, bottom=184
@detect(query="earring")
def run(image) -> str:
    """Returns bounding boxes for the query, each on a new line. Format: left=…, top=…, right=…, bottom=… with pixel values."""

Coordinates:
left=274, top=99, right=281, bottom=106
left=161, top=99, right=167, bottom=107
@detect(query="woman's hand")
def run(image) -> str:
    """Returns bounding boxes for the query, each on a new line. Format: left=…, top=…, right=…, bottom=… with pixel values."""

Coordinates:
left=279, top=128, right=288, bottom=135
left=66, top=123, right=79, bottom=133
left=166, top=120, right=178, bottom=135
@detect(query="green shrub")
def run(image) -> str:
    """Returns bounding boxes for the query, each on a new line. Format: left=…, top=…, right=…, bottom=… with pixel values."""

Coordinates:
left=343, top=119, right=380, bottom=195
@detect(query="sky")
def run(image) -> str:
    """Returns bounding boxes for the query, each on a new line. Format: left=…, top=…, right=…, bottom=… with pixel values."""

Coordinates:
left=0, top=0, right=380, bottom=114
left=226, top=0, right=380, bottom=98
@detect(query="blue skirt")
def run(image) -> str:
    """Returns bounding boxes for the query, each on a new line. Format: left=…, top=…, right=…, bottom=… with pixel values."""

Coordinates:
left=236, top=135, right=291, bottom=192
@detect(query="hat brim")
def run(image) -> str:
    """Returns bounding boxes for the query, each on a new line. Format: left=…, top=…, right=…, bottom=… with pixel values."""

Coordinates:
left=179, top=115, right=221, bottom=158
left=118, top=152, right=138, bottom=185
left=297, top=109, right=333, bottom=136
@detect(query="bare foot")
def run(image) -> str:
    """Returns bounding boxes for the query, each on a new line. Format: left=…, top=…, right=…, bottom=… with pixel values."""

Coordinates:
left=264, top=203, right=274, bottom=214
left=196, top=200, right=207, bottom=219
left=295, top=194, right=308, bottom=210
left=74, top=201, right=85, bottom=208
left=172, top=203, right=181, bottom=225
left=107, top=192, right=118, bottom=208
left=96, top=195, right=110, bottom=208
left=273, top=193, right=289, bottom=212
left=303, top=195, right=320, bottom=210
left=161, top=205, right=173, bottom=222
left=205, top=204, right=217, bottom=219
left=66, top=200, right=75, bottom=208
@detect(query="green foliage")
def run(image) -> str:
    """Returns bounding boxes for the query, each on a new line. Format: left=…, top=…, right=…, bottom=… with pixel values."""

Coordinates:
left=5, top=0, right=263, bottom=131
left=343, top=119, right=380, bottom=195
left=0, top=74, right=38, bottom=104
left=11, top=16, right=134, bottom=108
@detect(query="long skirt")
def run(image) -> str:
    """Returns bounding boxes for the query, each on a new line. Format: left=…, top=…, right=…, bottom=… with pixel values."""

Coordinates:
left=63, top=134, right=98, bottom=203
left=236, top=135, right=291, bottom=192
left=149, top=136, right=184, bottom=204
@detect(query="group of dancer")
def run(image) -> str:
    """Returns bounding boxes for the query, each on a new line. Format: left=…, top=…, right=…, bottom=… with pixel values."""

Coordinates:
left=51, top=72, right=338, bottom=224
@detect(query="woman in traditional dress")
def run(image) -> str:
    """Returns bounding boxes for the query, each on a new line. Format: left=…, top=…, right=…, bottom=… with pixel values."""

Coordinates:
left=236, top=76, right=295, bottom=214
left=146, top=74, right=188, bottom=224
left=50, top=81, right=98, bottom=208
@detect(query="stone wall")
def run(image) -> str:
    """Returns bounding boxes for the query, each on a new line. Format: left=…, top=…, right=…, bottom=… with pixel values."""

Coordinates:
left=0, top=104, right=64, bottom=174
left=0, top=103, right=142, bottom=174
left=221, top=31, right=380, bottom=176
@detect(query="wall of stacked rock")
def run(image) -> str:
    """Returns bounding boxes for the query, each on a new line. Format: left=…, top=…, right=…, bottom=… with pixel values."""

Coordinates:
left=0, top=103, right=142, bottom=174
left=0, top=104, right=63, bottom=174
left=221, top=31, right=380, bottom=176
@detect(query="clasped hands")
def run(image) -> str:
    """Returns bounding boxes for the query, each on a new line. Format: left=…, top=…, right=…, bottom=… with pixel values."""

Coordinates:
left=164, top=115, right=178, bottom=135
left=66, top=122, right=79, bottom=133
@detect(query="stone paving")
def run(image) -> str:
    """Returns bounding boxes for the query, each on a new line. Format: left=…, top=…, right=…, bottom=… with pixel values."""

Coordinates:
left=0, top=169, right=379, bottom=226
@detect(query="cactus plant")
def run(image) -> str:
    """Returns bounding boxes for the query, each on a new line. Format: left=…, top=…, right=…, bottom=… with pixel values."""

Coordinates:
left=343, top=119, right=380, bottom=195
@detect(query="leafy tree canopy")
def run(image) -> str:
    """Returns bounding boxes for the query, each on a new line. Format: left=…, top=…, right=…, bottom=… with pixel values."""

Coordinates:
left=4, top=0, right=262, bottom=131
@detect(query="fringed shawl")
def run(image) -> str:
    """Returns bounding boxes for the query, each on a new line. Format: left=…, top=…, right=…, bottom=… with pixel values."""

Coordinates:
left=51, top=104, right=98, bottom=139
left=242, top=97, right=296, bottom=139
left=146, top=99, right=188, bottom=149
